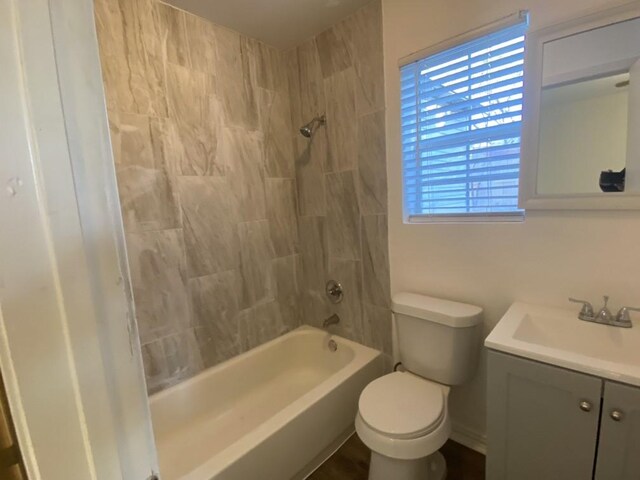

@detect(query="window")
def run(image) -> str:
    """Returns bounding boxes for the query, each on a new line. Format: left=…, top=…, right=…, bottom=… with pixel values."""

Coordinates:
left=401, top=17, right=528, bottom=222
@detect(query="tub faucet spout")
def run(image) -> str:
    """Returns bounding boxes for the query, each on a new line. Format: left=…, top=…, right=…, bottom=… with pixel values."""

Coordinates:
left=322, top=314, right=340, bottom=329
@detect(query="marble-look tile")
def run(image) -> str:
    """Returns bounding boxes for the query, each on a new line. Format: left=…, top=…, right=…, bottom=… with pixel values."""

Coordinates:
left=301, top=289, right=332, bottom=329
left=286, top=50, right=303, bottom=133
left=297, top=39, right=324, bottom=88
left=183, top=13, right=216, bottom=74
left=110, top=0, right=168, bottom=116
left=296, top=43, right=327, bottom=132
left=140, top=340, right=168, bottom=394
left=94, top=0, right=126, bottom=111
left=126, top=229, right=191, bottom=344
left=116, top=166, right=179, bottom=232
left=212, top=28, right=258, bottom=130
left=298, top=216, right=328, bottom=291
left=362, top=303, right=392, bottom=355
left=189, top=270, right=242, bottom=367
left=96, top=0, right=390, bottom=393
left=316, top=25, right=352, bottom=78
left=162, top=329, right=203, bottom=387
left=120, top=0, right=162, bottom=59
left=328, top=258, right=363, bottom=343
left=361, top=215, right=390, bottom=307
left=326, top=170, right=361, bottom=260
left=266, top=178, right=299, bottom=257
left=107, top=110, right=122, bottom=166
left=258, top=89, right=295, bottom=178
left=165, top=64, right=223, bottom=176
left=324, top=68, right=358, bottom=172
left=295, top=135, right=327, bottom=216
left=212, top=25, right=243, bottom=79
left=242, top=37, right=288, bottom=92
left=237, top=301, right=289, bottom=352
left=273, top=255, right=302, bottom=330
left=178, top=176, right=240, bottom=277
left=221, top=128, right=267, bottom=221
left=357, top=110, right=387, bottom=214
left=343, top=1, right=385, bottom=116
left=238, top=220, right=275, bottom=309
left=155, top=2, right=190, bottom=68
left=110, top=112, right=166, bottom=169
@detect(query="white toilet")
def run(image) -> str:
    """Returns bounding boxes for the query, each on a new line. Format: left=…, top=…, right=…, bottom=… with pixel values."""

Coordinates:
left=355, top=292, right=483, bottom=480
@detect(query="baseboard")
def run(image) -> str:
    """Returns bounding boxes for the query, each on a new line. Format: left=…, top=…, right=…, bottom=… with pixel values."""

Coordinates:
left=450, top=423, right=487, bottom=455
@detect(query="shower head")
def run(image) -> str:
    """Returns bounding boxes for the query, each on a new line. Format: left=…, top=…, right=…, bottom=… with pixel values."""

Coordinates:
left=299, top=115, right=326, bottom=138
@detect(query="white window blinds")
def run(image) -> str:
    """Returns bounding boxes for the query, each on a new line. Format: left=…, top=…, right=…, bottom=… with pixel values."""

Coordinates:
left=401, top=20, right=528, bottom=221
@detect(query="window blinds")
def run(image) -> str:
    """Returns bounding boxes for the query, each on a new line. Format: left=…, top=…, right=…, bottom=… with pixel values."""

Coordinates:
left=401, top=21, right=528, bottom=220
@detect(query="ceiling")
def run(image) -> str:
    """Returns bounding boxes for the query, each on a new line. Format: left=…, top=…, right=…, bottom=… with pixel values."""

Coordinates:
left=543, top=72, right=630, bottom=106
left=163, top=0, right=373, bottom=50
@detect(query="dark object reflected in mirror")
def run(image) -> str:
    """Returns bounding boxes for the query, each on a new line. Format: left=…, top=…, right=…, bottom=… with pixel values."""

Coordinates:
left=600, top=168, right=626, bottom=192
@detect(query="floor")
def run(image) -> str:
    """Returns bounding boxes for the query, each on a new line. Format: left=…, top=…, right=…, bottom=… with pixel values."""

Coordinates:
left=309, top=434, right=485, bottom=480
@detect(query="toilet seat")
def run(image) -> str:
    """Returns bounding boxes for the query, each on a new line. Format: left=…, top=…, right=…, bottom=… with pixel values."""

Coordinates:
left=358, top=372, right=445, bottom=439
left=356, top=372, right=451, bottom=460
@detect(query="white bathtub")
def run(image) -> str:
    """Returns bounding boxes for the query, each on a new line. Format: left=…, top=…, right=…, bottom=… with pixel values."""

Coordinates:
left=150, top=326, right=384, bottom=479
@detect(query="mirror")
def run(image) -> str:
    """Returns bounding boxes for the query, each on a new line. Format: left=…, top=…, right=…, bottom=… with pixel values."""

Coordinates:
left=537, top=72, right=629, bottom=195
left=520, top=5, right=640, bottom=209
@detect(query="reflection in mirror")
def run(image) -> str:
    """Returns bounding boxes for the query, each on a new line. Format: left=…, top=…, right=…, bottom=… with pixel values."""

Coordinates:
left=537, top=73, right=629, bottom=195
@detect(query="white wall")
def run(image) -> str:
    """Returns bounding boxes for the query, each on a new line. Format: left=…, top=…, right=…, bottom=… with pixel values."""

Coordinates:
left=382, top=0, right=640, bottom=443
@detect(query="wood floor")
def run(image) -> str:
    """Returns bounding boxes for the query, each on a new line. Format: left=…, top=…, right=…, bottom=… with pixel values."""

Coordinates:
left=309, top=434, right=485, bottom=480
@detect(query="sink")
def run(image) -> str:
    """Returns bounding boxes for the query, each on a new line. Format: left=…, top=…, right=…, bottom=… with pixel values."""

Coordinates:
left=486, top=302, right=640, bottom=386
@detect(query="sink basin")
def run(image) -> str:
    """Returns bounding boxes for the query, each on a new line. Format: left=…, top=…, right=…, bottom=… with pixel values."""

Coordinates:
left=486, top=302, right=640, bottom=385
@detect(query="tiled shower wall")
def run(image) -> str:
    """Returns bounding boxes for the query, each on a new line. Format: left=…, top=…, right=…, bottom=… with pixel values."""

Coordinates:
left=94, top=0, right=390, bottom=394
left=289, top=2, right=392, bottom=355
left=94, top=0, right=301, bottom=393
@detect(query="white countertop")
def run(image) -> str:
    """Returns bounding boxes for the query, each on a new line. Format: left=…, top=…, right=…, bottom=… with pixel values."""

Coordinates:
left=485, top=302, right=640, bottom=386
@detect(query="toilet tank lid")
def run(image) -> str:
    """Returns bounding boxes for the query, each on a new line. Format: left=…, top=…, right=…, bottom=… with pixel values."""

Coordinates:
left=392, top=293, right=483, bottom=327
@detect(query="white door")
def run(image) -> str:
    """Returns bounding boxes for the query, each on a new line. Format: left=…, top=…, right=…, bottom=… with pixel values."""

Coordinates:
left=0, top=0, right=158, bottom=479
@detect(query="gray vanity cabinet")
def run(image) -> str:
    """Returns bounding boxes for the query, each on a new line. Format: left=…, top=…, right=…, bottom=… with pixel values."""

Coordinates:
left=487, top=351, right=602, bottom=480
left=488, top=350, right=640, bottom=480
left=594, top=381, right=640, bottom=480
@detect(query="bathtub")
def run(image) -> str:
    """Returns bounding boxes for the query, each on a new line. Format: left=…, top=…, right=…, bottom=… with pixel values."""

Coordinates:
left=149, top=326, right=384, bottom=479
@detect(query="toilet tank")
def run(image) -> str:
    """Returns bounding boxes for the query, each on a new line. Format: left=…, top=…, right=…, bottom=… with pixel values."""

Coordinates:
left=392, top=293, right=483, bottom=386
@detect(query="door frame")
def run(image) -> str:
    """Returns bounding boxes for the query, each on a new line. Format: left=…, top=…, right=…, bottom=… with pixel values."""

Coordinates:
left=0, top=0, right=158, bottom=478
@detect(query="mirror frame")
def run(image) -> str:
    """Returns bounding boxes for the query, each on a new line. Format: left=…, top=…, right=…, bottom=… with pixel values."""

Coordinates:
left=519, top=1, right=640, bottom=210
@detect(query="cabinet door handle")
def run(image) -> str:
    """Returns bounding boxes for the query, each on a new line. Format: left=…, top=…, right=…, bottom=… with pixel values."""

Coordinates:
left=579, top=400, right=592, bottom=412
left=610, top=410, right=624, bottom=422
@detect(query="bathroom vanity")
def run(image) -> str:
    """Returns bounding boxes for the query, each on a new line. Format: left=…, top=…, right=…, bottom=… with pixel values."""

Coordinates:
left=485, top=302, right=640, bottom=480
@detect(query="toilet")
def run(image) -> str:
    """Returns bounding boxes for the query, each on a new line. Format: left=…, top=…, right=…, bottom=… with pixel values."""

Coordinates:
left=355, top=293, right=483, bottom=480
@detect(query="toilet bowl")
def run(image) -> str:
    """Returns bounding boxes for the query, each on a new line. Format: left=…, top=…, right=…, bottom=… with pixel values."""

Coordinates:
left=356, top=371, right=451, bottom=480
left=355, top=293, right=483, bottom=480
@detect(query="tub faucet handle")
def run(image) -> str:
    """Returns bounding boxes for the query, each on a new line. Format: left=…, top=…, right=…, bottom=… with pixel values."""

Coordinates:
left=325, top=280, right=344, bottom=304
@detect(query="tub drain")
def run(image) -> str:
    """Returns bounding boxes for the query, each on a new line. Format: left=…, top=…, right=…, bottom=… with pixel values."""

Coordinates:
left=328, top=339, right=338, bottom=352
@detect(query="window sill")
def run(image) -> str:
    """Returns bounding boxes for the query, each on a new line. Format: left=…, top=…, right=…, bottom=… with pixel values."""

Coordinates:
left=406, top=212, right=525, bottom=224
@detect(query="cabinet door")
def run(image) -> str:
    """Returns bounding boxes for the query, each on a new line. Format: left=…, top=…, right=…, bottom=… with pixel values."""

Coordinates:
left=595, top=381, right=640, bottom=480
left=487, top=351, right=602, bottom=480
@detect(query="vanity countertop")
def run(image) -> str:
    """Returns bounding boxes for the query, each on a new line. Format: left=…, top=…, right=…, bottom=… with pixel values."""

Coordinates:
left=485, top=302, right=640, bottom=386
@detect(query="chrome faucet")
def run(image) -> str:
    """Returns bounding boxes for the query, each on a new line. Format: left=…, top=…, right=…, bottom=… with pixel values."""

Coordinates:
left=569, top=296, right=637, bottom=328
left=322, top=314, right=340, bottom=329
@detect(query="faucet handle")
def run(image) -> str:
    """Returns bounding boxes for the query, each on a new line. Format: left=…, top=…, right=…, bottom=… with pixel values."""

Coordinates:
left=615, top=306, right=640, bottom=326
left=569, top=298, right=594, bottom=320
